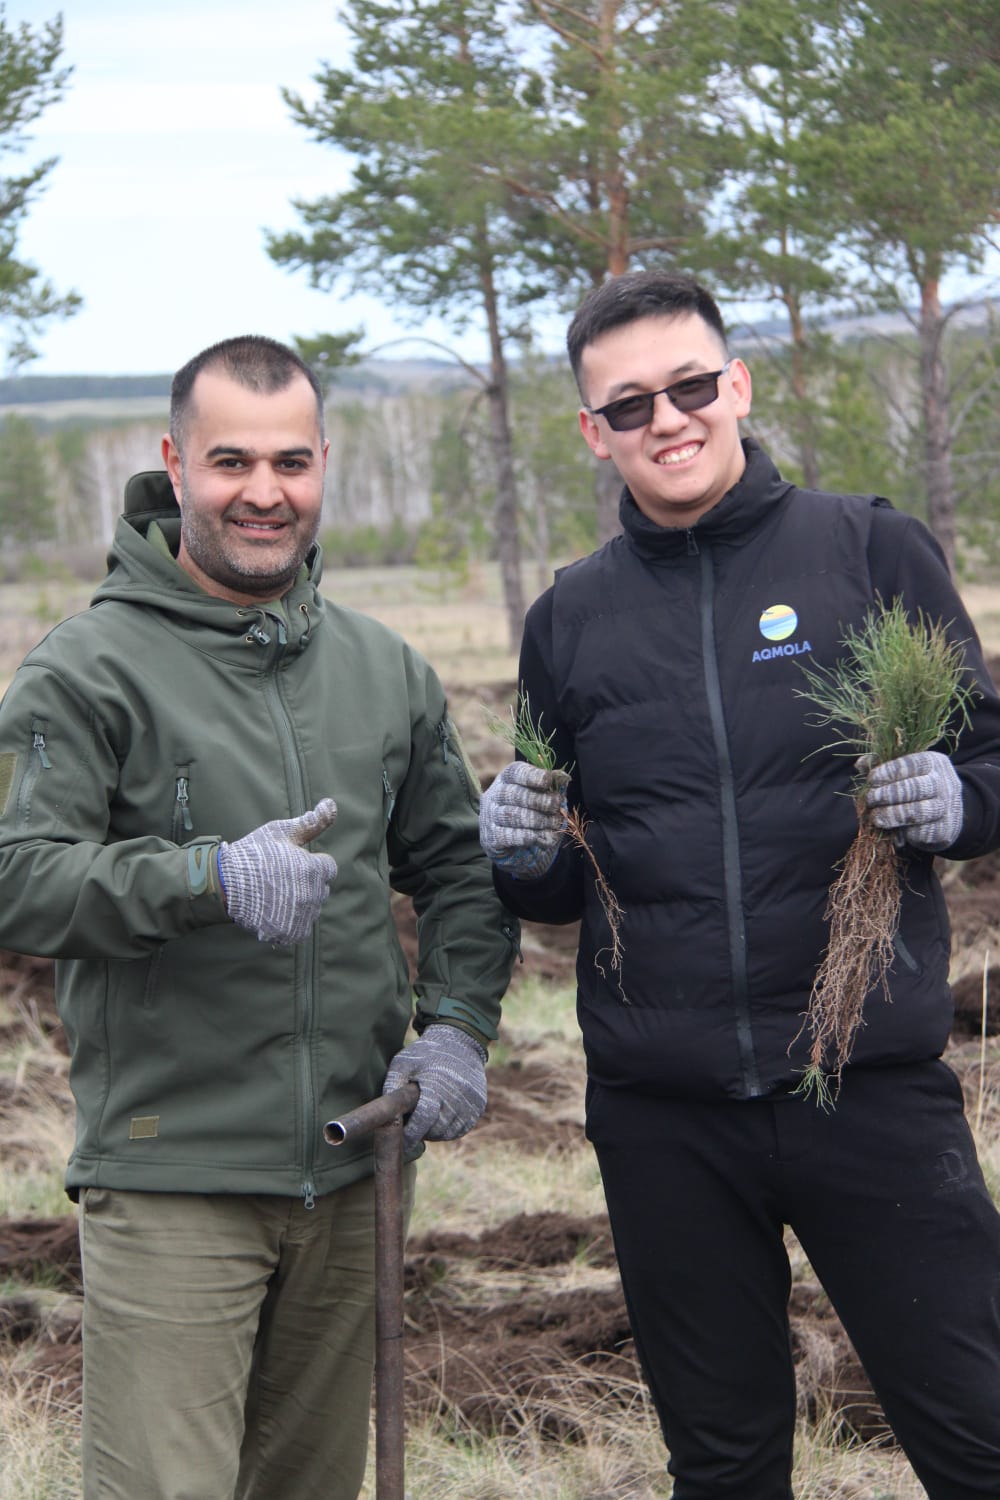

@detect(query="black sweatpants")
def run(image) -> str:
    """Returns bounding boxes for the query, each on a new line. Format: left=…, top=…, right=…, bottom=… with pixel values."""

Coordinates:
left=587, top=1061, right=1000, bottom=1499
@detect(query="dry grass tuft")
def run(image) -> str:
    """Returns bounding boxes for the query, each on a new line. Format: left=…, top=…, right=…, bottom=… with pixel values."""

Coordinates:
left=0, top=1375, right=81, bottom=1500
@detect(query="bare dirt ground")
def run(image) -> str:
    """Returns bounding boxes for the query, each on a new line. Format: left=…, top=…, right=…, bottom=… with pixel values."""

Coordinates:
left=3, top=655, right=1000, bottom=1452
left=3, top=843, right=999, bottom=1448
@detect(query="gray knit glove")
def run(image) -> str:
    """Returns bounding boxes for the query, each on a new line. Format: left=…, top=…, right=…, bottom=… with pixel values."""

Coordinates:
left=218, top=798, right=339, bottom=944
left=865, top=751, right=964, bottom=850
left=383, top=1025, right=488, bottom=1152
left=479, top=761, right=569, bottom=878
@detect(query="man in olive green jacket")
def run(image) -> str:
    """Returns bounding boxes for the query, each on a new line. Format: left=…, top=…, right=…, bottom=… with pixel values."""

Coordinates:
left=0, top=335, right=517, bottom=1500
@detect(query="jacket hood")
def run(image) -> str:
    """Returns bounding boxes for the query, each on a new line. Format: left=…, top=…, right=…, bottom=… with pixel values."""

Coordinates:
left=123, top=467, right=182, bottom=523
left=91, top=469, right=325, bottom=644
left=619, top=437, right=796, bottom=560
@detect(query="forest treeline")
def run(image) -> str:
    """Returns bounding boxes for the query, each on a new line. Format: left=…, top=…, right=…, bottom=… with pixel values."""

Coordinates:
left=0, top=358, right=465, bottom=406
left=2, top=311, right=999, bottom=597
left=0, top=375, right=171, bottom=404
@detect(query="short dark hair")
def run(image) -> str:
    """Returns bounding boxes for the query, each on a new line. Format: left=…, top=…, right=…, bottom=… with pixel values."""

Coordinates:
left=169, top=334, right=325, bottom=445
left=567, top=272, right=729, bottom=396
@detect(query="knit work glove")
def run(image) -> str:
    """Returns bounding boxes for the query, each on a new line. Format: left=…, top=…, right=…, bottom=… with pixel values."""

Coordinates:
left=218, top=798, right=339, bottom=944
left=479, top=761, right=569, bottom=878
left=383, top=1025, right=488, bottom=1152
left=864, top=751, right=964, bottom=851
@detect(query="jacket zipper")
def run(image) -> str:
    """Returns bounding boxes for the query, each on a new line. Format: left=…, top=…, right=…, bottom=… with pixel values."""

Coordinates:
left=254, top=613, right=320, bottom=1207
left=437, top=716, right=475, bottom=805
left=173, top=772, right=193, bottom=838
left=698, top=543, right=762, bottom=1098
left=32, top=729, right=52, bottom=768
left=382, top=768, right=396, bottom=822
left=17, top=720, right=51, bottom=824
left=503, top=922, right=523, bottom=964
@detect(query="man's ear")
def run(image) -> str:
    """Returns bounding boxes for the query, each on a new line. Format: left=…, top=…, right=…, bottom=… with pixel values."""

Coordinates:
left=729, top=358, right=752, bottom=420
left=162, top=433, right=183, bottom=501
left=579, top=408, right=612, bottom=461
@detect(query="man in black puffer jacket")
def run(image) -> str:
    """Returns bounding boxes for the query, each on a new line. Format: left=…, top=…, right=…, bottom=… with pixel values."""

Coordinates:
left=480, top=270, right=1000, bottom=1499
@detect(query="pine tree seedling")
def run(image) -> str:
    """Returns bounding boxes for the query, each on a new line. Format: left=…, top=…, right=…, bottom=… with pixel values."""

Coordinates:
left=484, top=694, right=566, bottom=776
left=485, top=693, right=627, bottom=1000
left=793, top=597, right=977, bottom=1106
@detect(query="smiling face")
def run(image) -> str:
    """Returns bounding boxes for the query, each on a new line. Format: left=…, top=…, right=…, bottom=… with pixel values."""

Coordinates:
left=162, top=368, right=329, bottom=605
left=577, top=312, right=752, bottom=529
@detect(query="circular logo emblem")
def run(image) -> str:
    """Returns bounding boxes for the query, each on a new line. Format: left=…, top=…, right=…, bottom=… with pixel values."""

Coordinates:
left=759, top=604, right=798, bottom=642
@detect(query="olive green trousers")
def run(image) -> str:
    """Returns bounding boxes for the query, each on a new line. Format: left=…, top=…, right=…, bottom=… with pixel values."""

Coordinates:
left=78, top=1172, right=415, bottom=1500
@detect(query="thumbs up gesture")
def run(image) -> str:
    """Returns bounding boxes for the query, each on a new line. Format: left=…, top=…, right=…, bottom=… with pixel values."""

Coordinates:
left=218, top=799, right=339, bottom=944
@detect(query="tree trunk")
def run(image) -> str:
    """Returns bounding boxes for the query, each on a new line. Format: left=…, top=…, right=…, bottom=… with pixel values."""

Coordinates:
left=595, top=458, right=622, bottom=544
left=594, top=0, right=626, bottom=541
left=918, top=276, right=956, bottom=574
left=784, top=286, right=820, bottom=490
left=531, top=473, right=551, bottom=597
left=600, top=0, right=629, bottom=277
left=480, top=244, right=525, bottom=652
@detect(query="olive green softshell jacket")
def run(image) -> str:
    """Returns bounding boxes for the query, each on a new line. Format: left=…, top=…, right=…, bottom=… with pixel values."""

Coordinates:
left=0, top=472, right=517, bottom=1201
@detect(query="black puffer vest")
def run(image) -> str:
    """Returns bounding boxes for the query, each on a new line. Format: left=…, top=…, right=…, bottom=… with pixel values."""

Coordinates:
left=549, top=442, right=952, bottom=1099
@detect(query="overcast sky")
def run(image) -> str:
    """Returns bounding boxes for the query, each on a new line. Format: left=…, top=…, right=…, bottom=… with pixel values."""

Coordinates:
left=10, top=0, right=500, bottom=376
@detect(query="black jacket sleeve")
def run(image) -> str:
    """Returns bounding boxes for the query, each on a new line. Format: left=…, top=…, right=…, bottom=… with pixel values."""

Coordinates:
left=491, top=585, right=586, bottom=925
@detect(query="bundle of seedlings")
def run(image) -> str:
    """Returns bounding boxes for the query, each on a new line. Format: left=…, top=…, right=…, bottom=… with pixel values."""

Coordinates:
left=793, top=597, right=977, bottom=1107
left=486, top=694, right=627, bottom=1000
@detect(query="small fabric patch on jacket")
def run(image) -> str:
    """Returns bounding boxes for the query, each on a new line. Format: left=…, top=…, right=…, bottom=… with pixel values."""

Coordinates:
left=129, top=1116, right=159, bottom=1140
left=187, top=844, right=216, bottom=897
left=936, top=1147, right=968, bottom=1191
left=0, top=752, right=16, bottom=817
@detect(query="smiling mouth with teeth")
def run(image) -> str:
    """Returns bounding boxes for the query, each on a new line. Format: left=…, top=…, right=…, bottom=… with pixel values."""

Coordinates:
left=656, top=442, right=702, bottom=466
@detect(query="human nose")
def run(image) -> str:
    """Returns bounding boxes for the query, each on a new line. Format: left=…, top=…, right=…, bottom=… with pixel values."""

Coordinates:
left=240, top=461, right=284, bottom=507
left=648, top=389, right=690, bottom=435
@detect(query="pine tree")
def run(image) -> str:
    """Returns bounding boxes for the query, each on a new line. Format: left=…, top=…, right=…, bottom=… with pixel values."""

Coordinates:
left=268, top=0, right=537, bottom=648
left=0, top=9, right=80, bottom=365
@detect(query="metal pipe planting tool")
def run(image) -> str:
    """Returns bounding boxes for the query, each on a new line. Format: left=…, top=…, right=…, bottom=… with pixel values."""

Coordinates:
left=325, top=1082, right=420, bottom=1500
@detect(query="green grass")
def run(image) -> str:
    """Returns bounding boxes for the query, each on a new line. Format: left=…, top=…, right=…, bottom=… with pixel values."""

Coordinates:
left=495, top=977, right=580, bottom=1052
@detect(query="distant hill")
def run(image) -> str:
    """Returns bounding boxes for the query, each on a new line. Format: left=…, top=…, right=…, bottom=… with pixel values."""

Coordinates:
left=728, top=296, right=999, bottom=350
left=0, top=373, right=172, bottom=404
left=0, top=356, right=479, bottom=412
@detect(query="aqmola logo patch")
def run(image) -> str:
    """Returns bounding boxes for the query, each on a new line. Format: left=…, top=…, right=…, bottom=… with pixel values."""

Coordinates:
left=759, top=604, right=798, bottom=641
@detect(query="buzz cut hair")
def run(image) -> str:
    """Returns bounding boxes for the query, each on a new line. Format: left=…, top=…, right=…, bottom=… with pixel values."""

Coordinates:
left=169, top=334, right=326, bottom=446
left=566, top=271, right=729, bottom=398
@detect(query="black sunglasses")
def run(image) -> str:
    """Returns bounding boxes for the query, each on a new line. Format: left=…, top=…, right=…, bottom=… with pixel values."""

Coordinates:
left=589, top=361, right=732, bottom=432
